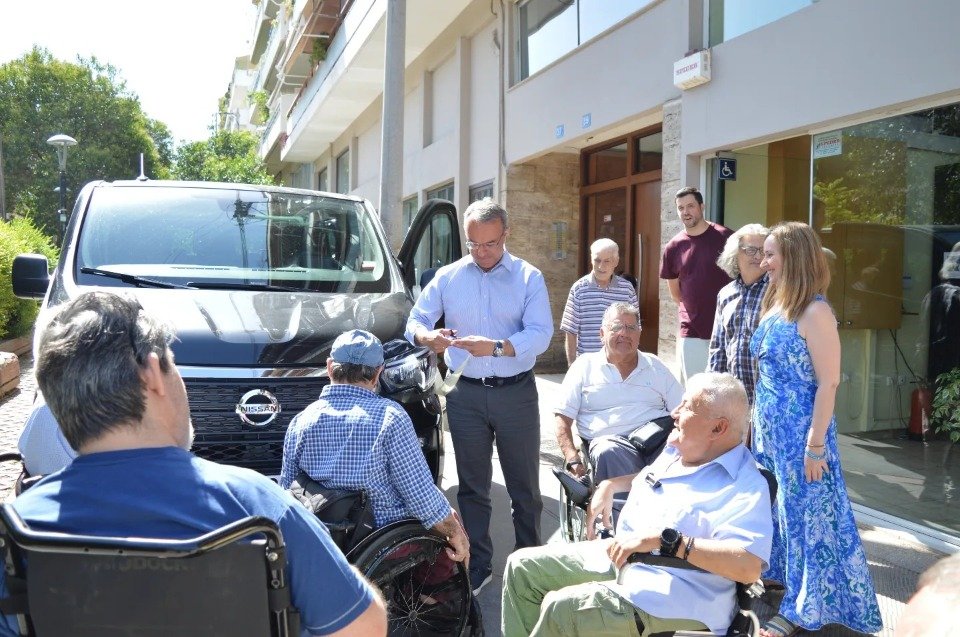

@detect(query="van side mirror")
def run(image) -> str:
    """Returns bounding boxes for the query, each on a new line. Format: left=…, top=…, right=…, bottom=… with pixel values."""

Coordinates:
left=12, top=254, right=51, bottom=299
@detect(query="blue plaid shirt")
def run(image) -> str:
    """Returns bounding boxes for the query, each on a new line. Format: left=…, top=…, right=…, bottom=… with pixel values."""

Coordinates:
left=708, top=275, right=769, bottom=405
left=280, top=384, right=452, bottom=529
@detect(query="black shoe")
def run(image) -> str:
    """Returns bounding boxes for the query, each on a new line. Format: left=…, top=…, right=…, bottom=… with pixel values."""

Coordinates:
left=469, top=565, right=493, bottom=596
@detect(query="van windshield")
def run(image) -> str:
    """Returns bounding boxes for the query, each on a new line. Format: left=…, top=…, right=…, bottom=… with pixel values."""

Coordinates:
left=75, top=185, right=392, bottom=293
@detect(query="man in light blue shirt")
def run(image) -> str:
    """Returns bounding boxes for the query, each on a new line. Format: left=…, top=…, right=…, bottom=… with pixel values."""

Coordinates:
left=502, top=372, right=772, bottom=636
left=406, top=198, right=553, bottom=595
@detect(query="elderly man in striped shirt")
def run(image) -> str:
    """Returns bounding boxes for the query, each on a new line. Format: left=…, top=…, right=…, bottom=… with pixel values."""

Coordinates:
left=560, top=238, right=639, bottom=366
left=708, top=224, right=769, bottom=407
left=280, top=329, right=468, bottom=563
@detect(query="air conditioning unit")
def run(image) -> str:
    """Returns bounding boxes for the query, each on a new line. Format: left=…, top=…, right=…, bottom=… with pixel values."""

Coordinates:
left=673, top=50, right=711, bottom=90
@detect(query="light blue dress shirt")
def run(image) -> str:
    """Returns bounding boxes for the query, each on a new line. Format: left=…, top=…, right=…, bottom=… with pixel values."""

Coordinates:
left=611, top=444, right=773, bottom=634
left=405, top=251, right=554, bottom=379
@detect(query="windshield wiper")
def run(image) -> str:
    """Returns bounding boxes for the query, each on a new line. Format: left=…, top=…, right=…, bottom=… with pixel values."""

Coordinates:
left=80, top=267, right=195, bottom=289
left=186, top=281, right=304, bottom=292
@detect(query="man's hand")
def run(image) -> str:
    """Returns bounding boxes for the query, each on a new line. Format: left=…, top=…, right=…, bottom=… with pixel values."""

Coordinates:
left=450, top=335, right=496, bottom=356
left=586, top=480, right=615, bottom=540
left=434, top=510, right=469, bottom=566
left=606, top=533, right=658, bottom=569
left=564, top=454, right=586, bottom=478
left=417, top=328, right=457, bottom=355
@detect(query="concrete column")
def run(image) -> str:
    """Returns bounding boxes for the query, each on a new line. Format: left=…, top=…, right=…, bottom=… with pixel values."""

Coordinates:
left=378, top=0, right=406, bottom=246
left=658, top=98, right=683, bottom=365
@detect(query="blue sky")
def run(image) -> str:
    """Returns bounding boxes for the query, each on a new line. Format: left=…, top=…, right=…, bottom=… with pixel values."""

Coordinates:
left=0, top=0, right=257, bottom=144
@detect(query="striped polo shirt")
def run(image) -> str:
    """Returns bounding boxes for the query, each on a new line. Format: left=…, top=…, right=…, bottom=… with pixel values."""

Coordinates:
left=560, top=274, right=639, bottom=354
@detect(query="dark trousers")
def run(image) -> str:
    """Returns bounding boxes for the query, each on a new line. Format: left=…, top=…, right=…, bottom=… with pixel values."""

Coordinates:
left=445, top=374, right=542, bottom=572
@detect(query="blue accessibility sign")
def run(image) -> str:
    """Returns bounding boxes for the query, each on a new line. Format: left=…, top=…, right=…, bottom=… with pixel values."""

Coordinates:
left=718, top=157, right=737, bottom=181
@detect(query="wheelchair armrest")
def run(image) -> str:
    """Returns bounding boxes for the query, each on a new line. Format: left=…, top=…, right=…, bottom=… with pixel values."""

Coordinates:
left=550, top=466, right=592, bottom=507
left=625, top=551, right=707, bottom=572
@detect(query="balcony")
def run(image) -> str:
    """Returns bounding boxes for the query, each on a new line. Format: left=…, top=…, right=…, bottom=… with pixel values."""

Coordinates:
left=250, top=0, right=281, bottom=64
left=281, top=0, right=473, bottom=162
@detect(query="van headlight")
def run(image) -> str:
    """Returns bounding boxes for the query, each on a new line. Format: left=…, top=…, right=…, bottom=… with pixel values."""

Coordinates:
left=379, top=340, right=439, bottom=400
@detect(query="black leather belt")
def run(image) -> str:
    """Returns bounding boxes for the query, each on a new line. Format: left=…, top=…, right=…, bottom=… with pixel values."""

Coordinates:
left=459, top=371, right=531, bottom=388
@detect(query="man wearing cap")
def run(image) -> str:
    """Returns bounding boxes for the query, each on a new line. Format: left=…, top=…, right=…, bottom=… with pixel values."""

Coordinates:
left=279, top=329, right=469, bottom=562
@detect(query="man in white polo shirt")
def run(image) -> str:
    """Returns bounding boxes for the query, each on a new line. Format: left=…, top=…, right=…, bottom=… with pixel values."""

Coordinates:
left=555, top=302, right=682, bottom=482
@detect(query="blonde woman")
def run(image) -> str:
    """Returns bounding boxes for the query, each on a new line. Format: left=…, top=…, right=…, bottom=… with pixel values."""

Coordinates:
left=751, top=222, right=881, bottom=637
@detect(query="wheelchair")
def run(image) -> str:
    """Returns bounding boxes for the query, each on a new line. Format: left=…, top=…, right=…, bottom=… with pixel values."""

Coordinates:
left=289, top=472, right=481, bottom=637
left=0, top=503, right=299, bottom=637
left=552, top=414, right=675, bottom=544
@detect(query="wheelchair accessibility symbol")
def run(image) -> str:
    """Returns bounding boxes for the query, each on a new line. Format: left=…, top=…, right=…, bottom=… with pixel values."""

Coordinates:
left=718, top=157, right=737, bottom=181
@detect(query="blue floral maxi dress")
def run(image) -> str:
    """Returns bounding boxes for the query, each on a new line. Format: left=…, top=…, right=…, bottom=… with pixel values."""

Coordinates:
left=750, top=310, right=882, bottom=633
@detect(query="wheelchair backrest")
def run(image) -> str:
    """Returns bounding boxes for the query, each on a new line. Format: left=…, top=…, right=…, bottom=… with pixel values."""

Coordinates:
left=0, top=505, right=299, bottom=637
left=288, top=472, right=375, bottom=552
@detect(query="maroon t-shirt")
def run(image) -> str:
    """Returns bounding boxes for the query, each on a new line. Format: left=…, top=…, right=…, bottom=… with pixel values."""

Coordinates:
left=659, top=222, right=733, bottom=339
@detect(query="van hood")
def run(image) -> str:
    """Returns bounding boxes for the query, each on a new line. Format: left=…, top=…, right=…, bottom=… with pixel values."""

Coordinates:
left=128, top=289, right=413, bottom=367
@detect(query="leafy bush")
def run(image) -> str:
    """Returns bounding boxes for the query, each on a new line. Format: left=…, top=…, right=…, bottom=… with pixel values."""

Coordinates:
left=0, top=217, right=59, bottom=339
left=933, top=367, right=960, bottom=443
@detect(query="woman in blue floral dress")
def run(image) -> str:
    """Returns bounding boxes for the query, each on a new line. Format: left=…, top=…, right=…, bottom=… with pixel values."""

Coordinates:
left=750, top=222, right=882, bottom=637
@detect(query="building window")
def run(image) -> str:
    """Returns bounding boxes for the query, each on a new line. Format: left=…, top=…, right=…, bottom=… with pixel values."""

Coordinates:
left=426, top=182, right=454, bottom=203
left=516, top=0, right=654, bottom=81
left=318, top=167, right=328, bottom=192
left=707, top=0, right=814, bottom=47
left=335, top=150, right=350, bottom=194
left=469, top=181, right=494, bottom=203
left=402, top=195, right=419, bottom=231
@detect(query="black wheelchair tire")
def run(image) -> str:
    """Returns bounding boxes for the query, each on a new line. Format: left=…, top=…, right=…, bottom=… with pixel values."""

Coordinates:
left=349, top=524, right=471, bottom=636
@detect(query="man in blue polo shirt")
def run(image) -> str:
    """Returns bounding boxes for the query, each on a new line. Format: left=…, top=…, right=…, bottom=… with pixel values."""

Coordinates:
left=0, top=292, right=386, bottom=637
left=280, top=329, right=469, bottom=562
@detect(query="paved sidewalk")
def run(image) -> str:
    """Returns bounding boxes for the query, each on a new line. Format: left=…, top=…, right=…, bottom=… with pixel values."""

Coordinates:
left=0, top=359, right=948, bottom=635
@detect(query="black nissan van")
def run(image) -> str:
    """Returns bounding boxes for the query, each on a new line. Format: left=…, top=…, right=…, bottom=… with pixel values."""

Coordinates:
left=13, top=180, right=462, bottom=478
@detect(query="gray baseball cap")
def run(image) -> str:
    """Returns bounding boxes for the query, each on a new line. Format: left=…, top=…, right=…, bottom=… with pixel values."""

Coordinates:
left=330, top=329, right=384, bottom=367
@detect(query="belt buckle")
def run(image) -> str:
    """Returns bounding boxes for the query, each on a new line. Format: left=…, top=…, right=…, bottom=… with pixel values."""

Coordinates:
left=481, top=376, right=495, bottom=387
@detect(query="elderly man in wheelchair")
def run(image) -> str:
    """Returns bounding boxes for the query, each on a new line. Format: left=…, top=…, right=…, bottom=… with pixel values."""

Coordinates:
left=553, top=302, right=682, bottom=539
left=503, top=372, right=773, bottom=637
left=279, top=329, right=477, bottom=635
left=0, top=292, right=386, bottom=636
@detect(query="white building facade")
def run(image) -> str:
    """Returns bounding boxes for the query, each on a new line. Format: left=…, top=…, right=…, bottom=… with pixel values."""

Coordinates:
left=232, top=0, right=960, bottom=547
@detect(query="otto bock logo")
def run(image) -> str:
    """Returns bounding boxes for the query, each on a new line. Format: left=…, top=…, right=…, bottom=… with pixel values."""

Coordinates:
left=236, top=389, right=281, bottom=426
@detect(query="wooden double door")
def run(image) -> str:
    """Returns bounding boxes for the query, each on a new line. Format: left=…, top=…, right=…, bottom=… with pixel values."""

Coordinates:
left=581, top=130, right=662, bottom=353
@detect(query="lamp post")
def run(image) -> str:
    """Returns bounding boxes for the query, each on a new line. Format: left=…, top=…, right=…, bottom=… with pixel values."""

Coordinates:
left=46, top=134, right=77, bottom=236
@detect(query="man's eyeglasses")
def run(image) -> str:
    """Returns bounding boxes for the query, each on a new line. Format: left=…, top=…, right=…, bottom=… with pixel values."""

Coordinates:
left=606, top=322, right=640, bottom=333
left=739, top=246, right=762, bottom=257
left=465, top=233, right=505, bottom=251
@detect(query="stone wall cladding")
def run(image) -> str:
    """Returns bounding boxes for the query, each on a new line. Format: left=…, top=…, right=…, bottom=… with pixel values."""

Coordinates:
left=658, top=99, right=683, bottom=369
left=503, top=153, right=580, bottom=373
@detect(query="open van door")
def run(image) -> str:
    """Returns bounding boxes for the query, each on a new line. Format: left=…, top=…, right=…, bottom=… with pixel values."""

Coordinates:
left=397, top=199, right=462, bottom=295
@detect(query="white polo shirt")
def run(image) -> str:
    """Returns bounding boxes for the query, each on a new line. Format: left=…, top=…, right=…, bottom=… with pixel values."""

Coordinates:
left=555, top=349, right=683, bottom=439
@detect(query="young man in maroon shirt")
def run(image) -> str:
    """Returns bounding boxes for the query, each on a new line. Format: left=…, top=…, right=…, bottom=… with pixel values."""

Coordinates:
left=659, top=186, right=733, bottom=385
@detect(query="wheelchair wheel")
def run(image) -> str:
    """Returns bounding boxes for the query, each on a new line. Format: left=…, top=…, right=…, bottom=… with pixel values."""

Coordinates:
left=350, top=524, right=470, bottom=636
left=558, top=484, right=589, bottom=543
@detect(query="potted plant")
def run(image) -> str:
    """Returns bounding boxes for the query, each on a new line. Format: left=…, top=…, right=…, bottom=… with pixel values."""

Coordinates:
left=248, top=90, right=269, bottom=125
left=932, top=366, right=960, bottom=444
left=310, top=37, right=329, bottom=67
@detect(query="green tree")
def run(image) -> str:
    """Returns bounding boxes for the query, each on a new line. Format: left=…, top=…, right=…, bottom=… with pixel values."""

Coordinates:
left=146, top=119, right=174, bottom=179
left=172, top=130, right=275, bottom=185
left=0, top=47, right=169, bottom=235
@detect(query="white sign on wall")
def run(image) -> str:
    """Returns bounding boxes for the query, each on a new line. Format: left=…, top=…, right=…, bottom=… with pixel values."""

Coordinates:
left=813, top=131, right=843, bottom=159
left=673, top=50, right=711, bottom=90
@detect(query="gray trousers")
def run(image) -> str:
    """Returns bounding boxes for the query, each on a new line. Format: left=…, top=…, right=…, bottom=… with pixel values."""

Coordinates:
left=587, top=434, right=648, bottom=483
left=446, top=374, right=542, bottom=571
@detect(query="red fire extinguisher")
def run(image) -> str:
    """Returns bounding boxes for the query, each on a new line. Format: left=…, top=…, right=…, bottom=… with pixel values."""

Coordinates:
left=907, top=386, right=932, bottom=441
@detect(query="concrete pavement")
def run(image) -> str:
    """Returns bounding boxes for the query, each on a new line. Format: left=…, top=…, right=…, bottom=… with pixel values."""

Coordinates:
left=0, top=358, right=948, bottom=635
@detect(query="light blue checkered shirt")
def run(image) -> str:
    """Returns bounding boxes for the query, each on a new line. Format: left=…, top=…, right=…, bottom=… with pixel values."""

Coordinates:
left=280, top=384, right=451, bottom=529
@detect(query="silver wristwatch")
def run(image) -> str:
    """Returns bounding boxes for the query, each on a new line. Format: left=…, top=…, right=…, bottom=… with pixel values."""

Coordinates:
left=492, top=340, right=504, bottom=357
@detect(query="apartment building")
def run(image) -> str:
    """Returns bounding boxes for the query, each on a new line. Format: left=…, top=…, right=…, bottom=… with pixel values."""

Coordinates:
left=230, top=0, right=960, bottom=547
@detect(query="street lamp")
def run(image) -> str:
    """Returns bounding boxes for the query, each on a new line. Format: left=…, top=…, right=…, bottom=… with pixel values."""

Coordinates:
left=46, top=133, right=77, bottom=234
